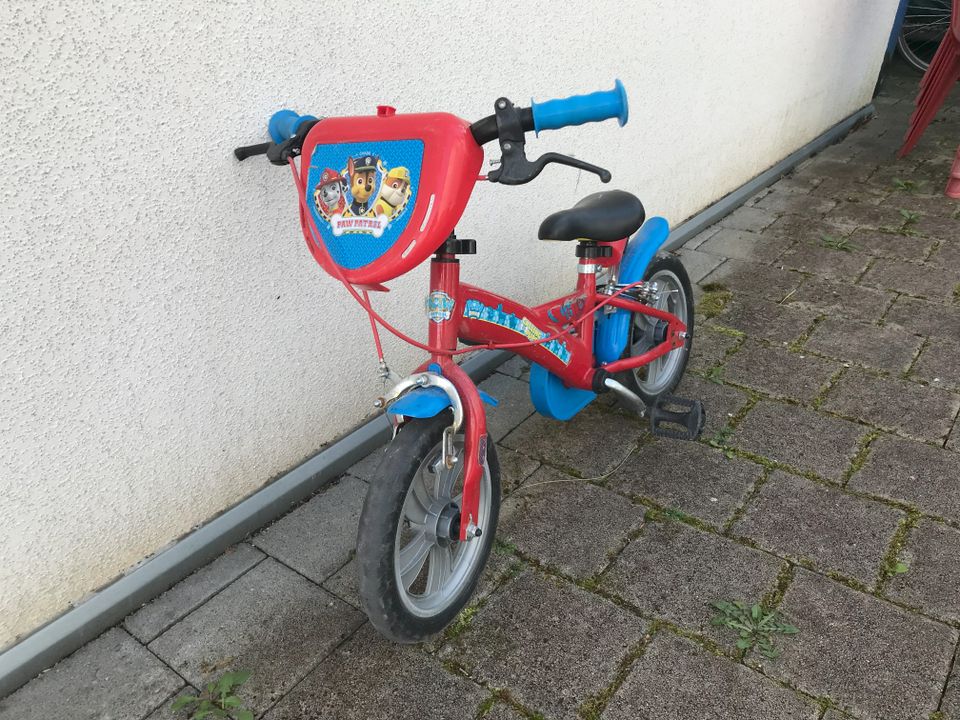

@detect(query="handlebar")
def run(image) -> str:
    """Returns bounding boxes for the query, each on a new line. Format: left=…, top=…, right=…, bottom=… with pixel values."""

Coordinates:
left=236, top=82, right=628, bottom=170
left=268, top=109, right=318, bottom=144
left=234, top=109, right=320, bottom=164
left=530, top=80, right=628, bottom=135
left=469, top=79, right=628, bottom=145
left=469, top=107, right=534, bottom=145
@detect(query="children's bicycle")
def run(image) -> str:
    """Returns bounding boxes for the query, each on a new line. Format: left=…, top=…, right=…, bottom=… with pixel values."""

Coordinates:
left=235, top=81, right=704, bottom=642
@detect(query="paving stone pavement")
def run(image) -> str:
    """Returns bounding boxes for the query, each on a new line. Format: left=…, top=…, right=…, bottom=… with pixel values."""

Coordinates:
left=4, top=61, right=960, bottom=720
left=602, top=633, right=820, bottom=720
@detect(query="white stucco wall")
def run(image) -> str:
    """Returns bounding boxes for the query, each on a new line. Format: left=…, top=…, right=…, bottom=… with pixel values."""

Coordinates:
left=1, top=0, right=898, bottom=648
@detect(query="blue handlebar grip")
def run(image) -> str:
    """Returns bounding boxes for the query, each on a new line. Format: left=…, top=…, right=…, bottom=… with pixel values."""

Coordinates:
left=268, top=109, right=318, bottom=144
left=530, top=79, right=629, bottom=135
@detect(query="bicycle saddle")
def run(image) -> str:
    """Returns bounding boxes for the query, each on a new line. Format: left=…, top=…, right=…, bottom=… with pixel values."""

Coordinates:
left=538, top=190, right=646, bottom=242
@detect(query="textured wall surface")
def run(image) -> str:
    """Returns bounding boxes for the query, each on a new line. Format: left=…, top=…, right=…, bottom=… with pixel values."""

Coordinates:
left=0, top=0, right=898, bottom=648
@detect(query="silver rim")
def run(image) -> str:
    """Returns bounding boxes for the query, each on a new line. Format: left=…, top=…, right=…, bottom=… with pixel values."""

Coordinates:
left=629, top=268, right=689, bottom=395
left=897, top=0, right=951, bottom=72
left=394, top=437, right=491, bottom=617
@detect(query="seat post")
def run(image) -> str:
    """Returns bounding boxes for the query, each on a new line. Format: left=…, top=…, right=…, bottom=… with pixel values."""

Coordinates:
left=575, top=245, right=602, bottom=356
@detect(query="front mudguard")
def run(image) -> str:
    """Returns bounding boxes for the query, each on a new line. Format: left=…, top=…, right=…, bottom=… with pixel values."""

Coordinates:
left=380, top=364, right=496, bottom=541
left=386, top=385, right=458, bottom=419
left=594, top=216, right=671, bottom=364
left=386, top=385, right=497, bottom=419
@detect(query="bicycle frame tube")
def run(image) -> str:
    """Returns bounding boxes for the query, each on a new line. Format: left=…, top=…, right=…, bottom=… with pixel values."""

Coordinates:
left=459, top=256, right=600, bottom=389
left=458, top=258, right=688, bottom=386
left=594, top=294, right=687, bottom=372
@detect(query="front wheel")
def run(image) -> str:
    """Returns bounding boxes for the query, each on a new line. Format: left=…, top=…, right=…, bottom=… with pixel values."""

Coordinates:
left=356, top=413, right=500, bottom=643
left=619, top=254, right=695, bottom=406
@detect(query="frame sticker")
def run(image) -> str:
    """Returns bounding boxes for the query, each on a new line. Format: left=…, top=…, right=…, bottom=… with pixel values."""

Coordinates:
left=462, top=299, right=571, bottom=364
left=426, top=291, right=455, bottom=323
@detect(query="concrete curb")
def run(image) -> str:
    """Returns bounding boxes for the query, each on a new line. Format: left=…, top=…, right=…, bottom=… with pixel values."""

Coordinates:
left=666, top=103, right=875, bottom=250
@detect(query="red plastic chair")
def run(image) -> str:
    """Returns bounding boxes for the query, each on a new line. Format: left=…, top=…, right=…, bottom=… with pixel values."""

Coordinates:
left=899, top=0, right=960, bottom=196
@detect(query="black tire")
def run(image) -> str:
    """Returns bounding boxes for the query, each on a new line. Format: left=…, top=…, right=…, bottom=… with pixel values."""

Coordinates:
left=897, top=0, right=952, bottom=73
left=356, top=413, right=500, bottom=643
left=619, top=254, right=695, bottom=407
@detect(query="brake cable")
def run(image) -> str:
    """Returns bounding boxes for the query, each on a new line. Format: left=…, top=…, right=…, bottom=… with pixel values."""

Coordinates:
left=288, top=157, right=650, bottom=360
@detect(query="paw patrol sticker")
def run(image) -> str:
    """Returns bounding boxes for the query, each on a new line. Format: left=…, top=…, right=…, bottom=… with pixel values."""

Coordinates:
left=425, top=291, right=455, bottom=323
left=314, top=153, right=411, bottom=238
left=307, top=140, right=424, bottom=270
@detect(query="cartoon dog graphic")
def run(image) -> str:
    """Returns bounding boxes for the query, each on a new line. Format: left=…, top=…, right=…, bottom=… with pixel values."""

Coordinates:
left=347, top=154, right=379, bottom=216
left=313, top=168, right=346, bottom=218
left=373, top=166, right=411, bottom=218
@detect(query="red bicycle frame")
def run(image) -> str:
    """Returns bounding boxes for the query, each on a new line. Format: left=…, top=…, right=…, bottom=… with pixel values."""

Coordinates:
left=424, top=248, right=687, bottom=539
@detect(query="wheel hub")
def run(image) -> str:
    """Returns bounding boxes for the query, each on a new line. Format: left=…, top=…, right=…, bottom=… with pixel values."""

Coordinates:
left=652, top=319, right=669, bottom=344
left=425, top=501, right=461, bottom=547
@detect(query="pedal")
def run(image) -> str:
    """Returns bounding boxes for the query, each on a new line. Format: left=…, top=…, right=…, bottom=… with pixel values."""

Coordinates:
left=649, top=395, right=706, bottom=441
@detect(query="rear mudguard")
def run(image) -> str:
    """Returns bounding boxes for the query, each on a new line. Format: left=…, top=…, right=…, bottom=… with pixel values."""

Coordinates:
left=594, top=216, right=671, bottom=364
left=529, top=216, right=671, bottom=420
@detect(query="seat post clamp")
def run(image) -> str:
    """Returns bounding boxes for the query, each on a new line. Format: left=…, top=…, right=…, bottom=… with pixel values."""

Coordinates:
left=575, top=241, right=613, bottom=259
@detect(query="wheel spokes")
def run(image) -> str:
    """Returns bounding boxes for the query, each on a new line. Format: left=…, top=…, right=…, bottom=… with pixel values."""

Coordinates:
left=403, top=486, right=430, bottom=526
left=391, top=431, right=493, bottom=617
left=426, top=545, right=453, bottom=594
left=412, top=469, right=434, bottom=511
left=398, top=532, right=432, bottom=589
left=629, top=270, right=689, bottom=395
left=438, top=458, right=462, bottom=500
left=646, top=352, right=661, bottom=385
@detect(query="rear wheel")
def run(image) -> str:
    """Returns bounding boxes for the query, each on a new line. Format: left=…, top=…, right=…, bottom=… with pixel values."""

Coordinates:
left=357, top=414, right=500, bottom=643
left=619, top=254, right=694, bottom=406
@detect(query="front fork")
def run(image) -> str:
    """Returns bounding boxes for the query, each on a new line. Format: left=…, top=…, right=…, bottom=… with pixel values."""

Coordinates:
left=436, top=360, right=487, bottom=542
left=380, top=252, right=488, bottom=543
left=375, top=360, right=487, bottom=543
left=429, top=252, right=488, bottom=542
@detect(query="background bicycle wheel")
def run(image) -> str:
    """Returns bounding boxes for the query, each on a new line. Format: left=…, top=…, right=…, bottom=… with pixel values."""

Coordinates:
left=897, top=0, right=952, bottom=71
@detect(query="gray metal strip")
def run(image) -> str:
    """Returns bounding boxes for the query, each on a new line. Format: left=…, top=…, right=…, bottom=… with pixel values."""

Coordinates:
left=664, top=103, right=875, bottom=250
left=0, top=102, right=876, bottom=697
left=0, top=349, right=509, bottom=697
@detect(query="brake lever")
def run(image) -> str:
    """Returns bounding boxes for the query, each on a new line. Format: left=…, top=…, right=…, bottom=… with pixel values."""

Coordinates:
left=486, top=96, right=611, bottom=185
left=488, top=149, right=611, bottom=185
left=535, top=153, right=611, bottom=183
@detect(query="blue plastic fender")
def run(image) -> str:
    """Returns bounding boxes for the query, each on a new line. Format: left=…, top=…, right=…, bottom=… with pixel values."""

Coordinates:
left=529, top=363, right=596, bottom=421
left=386, top=386, right=452, bottom=418
left=594, top=216, right=671, bottom=364
left=386, top=386, right=498, bottom=419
